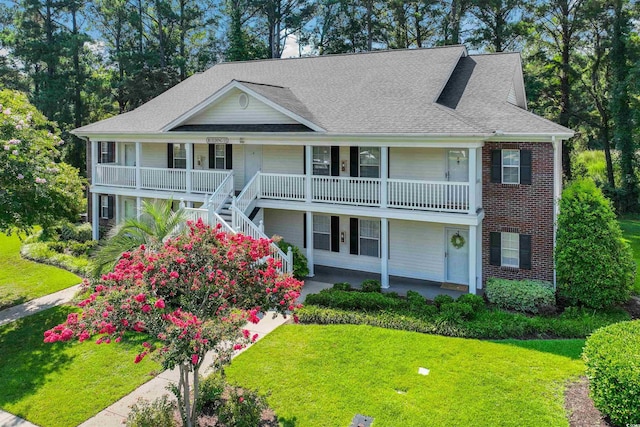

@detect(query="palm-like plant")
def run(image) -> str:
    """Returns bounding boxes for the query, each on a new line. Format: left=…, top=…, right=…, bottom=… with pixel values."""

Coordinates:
left=90, top=199, right=188, bottom=277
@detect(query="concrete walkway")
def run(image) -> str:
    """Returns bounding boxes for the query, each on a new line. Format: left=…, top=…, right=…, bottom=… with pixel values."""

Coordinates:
left=0, top=284, right=82, bottom=327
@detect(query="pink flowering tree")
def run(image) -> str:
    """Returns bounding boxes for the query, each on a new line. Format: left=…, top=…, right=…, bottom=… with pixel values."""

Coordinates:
left=44, top=220, right=303, bottom=427
left=0, top=89, right=84, bottom=235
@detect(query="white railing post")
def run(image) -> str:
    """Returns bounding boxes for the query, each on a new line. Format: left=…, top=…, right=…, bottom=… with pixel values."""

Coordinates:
left=305, top=146, right=312, bottom=202
left=256, top=171, right=261, bottom=199
left=186, top=143, right=193, bottom=193
left=468, top=148, right=477, bottom=214
left=381, top=147, right=388, bottom=207
left=381, top=218, right=389, bottom=288
left=231, top=196, right=237, bottom=229
left=287, top=246, right=293, bottom=275
left=179, top=198, right=186, bottom=209
left=259, top=219, right=264, bottom=233
left=135, top=142, right=141, bottom=189
left=91, top=192, right=99, bottom=240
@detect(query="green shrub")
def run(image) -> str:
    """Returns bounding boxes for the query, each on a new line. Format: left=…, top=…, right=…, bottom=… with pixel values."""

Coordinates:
left=406, top=290, right=426, bottom=310
left=218, top=387, right=269, bottom=427
left=47, top=241, right=67, bottom=253
left=332, top=282, right=351, bottom=291
left=433, top=294, right=454, bottom=308
left=439, top=302, right=475, bottom=322
left=583, top=320, right=640, bottom=426
left=126, top=396, right=176, bottom=427
left=59, top=222, right=77, bottom=241
left=75, top=222, right=93, bottom=242
left=276, top=240, right=308, bottom=279
left=69, top=240, right=98, bottom=256
left=21, top=242, right=88, bottom=275
left=556, top=179, right=635, bottom=308
left=305, top=289, right=405, bottom=311
left=485, top=278, right=555, bottom=314
left=198, top=373, right=225, bottom=412
left=457, top=293, right=485, bottom=312
left=361, top=279, right=381, bottom=293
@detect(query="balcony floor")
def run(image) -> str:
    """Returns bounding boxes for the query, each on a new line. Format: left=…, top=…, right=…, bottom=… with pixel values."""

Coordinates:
left=299, top=265, right=468, bottom=302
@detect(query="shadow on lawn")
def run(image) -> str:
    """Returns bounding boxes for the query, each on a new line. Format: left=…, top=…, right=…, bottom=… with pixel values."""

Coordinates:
left=0, top=295, right=28, bottom=312
left=279, top=416, right=298, bottom=426
left=492, top=339, right=585, bottom=360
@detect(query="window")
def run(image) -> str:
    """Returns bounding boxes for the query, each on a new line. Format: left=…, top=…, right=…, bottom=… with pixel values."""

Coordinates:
left=100, top=142, right=114, bottom=163
left=491, top=149, right=531, bottom=185
left=100, top=195, right=113, bottom=219
left=501, top=232, right=519, bottom=268
left=490, top=232, right=531, bottom=270
left=313, top=215, right=331, bottom=250
left=359, top=219, right=380, bottom=257
left=359, top=147, right=380, bottom=178
left=173, top=143, right=187, bottom=169
left=313, top=146, right=330, bottom=176
left=214, top=144, right=226, bottom=169
left=502, top=150, right=520, bottom=184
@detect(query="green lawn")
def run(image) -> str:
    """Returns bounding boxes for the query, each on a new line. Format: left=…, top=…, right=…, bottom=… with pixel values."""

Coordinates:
left=619, top=217, right=640, bottom=294
left=226, top=324, right=584, bottom=427
left=0, top=233, right=81, bottom=310
left=0, top=306, right=161, bottom=427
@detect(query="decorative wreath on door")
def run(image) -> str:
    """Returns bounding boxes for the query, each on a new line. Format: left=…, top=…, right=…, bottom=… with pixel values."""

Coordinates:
left=451, top=232, right=465, bottom=249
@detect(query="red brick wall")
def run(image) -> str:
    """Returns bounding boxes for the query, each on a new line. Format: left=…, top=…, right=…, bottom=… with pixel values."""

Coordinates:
left=482, top=142, right=555, bottom=282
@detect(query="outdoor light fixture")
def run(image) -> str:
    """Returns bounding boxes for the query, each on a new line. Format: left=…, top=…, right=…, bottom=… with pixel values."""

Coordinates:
left=341, top=161, right=346, bottom=171
left=341, top=231, right=345, bottom=243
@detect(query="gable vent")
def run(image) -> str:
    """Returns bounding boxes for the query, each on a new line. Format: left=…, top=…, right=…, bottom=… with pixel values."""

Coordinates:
left=238, top=93, right=249, bottom=109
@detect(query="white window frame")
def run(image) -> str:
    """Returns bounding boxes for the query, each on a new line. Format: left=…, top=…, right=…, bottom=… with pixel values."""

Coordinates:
left=359, top=147, right=380, bottom=178
left=313, top=214, right=331, bottom=251
left=501, top=232, right=519, bottom=268
left=173, top=143, right=187, bottom=169
left=213, top=144, right=226, bottom=169
left=501, top=149, right=520, bottom=184
left=100, top=195, right=110, bottom=219
left=100, top=142, right=110, bottom=164
left=359, top=219, right=380, bottom=257
left=312, top=146, right=330, bottom=176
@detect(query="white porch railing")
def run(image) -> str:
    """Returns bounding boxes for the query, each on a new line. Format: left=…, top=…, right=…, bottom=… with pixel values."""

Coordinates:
left=182, top=207, right=235, bottom=233
left=312, top=176, right=380, bottom=206
left=141, top=167, right=186, bottom=191
left=95, top=164, right=136, bottom=188
left=192, top=170, right=229, bottom=194
left=206, top=171, right=234, bottom=213
left=236, top=173, right=260, bottom=213
left=387, top=179, right=469, bottom=212
left=260, top=173, right=306, bottom=201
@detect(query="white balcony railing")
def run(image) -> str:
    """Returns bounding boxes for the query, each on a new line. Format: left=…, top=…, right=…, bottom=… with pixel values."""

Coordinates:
left=388, top=179, right=469, bottom=212
left=260, top=173, right=305, bottom=201
left=312, top=176, right=380, bottom=206
left=95, top=164, right=231, bottom=194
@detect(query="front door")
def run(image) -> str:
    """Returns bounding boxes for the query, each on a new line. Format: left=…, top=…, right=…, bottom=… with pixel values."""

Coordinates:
left=124, top=198, right=136, bottom=219
left=244, top=145, right=262, bottom=183
left=124, top=143, right=136, bottom=166
left=447, top=149, right=469, bottom=182
left=445, top=228, right=469, bottom=284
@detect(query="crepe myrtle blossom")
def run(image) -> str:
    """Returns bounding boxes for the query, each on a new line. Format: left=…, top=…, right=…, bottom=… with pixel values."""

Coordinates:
left=43, top=220, right=303, bottom=427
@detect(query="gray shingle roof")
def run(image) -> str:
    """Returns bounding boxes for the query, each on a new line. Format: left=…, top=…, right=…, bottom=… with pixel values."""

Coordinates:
left=74, top=46, right=572, bottom=137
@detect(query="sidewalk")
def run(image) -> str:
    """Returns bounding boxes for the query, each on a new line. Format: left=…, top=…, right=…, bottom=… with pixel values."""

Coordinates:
left=0, top=284, right=82, bottom=327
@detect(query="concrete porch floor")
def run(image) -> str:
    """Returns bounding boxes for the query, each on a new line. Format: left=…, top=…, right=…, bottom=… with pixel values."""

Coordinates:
left=299, top=265, right=468, bottom=302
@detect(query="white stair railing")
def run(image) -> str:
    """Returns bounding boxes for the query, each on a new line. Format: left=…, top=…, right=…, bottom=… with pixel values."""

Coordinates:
left=206, top=171, right=234, bottom=213
left=235, top=172, right=261, bottom=213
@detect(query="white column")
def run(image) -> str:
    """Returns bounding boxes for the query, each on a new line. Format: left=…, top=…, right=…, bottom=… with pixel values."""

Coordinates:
left=91, top=139, right=98, bottom=184
left=186, top=143, right=193, bottom=193
left=114, top=195, right=120, bottom=225
left=468, top=148, right=477, bottom=215
left=305, top=146, right=312, bottom=203
left=135, top=142, right=141, bottom=189
left=468, top=224, right=477, bottom=295
left=136, top=196, right=142, bottom=218
left=381, top=218, right=389, bottom=288
left=187, top=201, right=193, bottom=208
left=380, top=147, right=388, bottom=207
left=476, top=222, right=483, bottom=290
left=306, top=211, right=314, bottom=277
left=91, top=192, right=99, bottom=240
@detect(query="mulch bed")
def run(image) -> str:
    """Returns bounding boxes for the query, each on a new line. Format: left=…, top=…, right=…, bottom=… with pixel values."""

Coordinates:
left=565, top=377, right=609, bottom=427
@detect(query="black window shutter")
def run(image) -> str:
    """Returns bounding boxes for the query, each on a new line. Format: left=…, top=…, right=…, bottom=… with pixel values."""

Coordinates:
left=303, top=147, right=306, bottom=174
left=331, top=216, right=340, bottom=252
left=349, top=218, right=359, bottom=255
left=491, top=150, right=501, bottom=183
left=489, top=232, right=501, bottom=266
left=519, top=234, right=532, bottom=270
left=350, top=146, right=359, bottom=177
left=107, top=195, right=114, bottom=219
left=520, top=149, right=532, bottom=185
left=167, top=143, right=174, bottom=168
left=302, top=213, right=307, bottom=249
left=107, top=142, right=115, bottom=163
left=225, top=144, right=233, bottom=170
left=208, top=144, right=215, bottom=169
left=387, top=147, right=390, bottom=178
left=98, top=142, right=103, bottom=163
left=330, top=146, right=340, bottom=176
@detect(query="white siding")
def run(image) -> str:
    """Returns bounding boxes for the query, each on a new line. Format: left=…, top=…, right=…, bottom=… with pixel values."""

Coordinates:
left=194, top=144, right=209, bottom=169
left=233, top=145, right=245, bottom=191
left=262, top=146, right=304, bottom=174
left=263, top=209, right=304, bottom=249
left=388, top=220, right=444, bottom=281
left=185, top=88, right=298, bottom=125
left=140, top=143, right=168, bottom=168
left=389, top=148, right=446, bottom=181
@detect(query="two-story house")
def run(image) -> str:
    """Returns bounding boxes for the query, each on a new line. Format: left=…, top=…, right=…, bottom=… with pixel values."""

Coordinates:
left=73, top=45, right=573, bottom=294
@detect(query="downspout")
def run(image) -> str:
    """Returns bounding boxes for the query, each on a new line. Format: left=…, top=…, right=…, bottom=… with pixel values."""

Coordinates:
left=552, top=136, right=560, bottom=290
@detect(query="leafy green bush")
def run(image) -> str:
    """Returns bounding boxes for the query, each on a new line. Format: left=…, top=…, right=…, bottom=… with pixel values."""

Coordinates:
left=583, top=320, right=640, bottom=426
left=556, top=179, right=635, bottom=308
left=75, top=223, right=93, bottom=242
left=126, top=396, right=176, bottom=427
left=276, top=240, right=308, bottom=279
left=21, top=242, right=88, bottom=275
left=361, top=279, right=381, bottom=293
left=218, top=387, right=269, bottom=427
left=433, top=294, right=454, bottom=308
left=197, top=373, right=225, bottom=413
left=332, top=282, right=351, bottom=291
left=485, top=278, right=555, bottom=314
left=406, top=290, right=426, bottom=309
left=457, top=293, right=485, bottom=312
left=305, top=289, right=405, bottom=311
left=439, top=302, right=474, bottom=322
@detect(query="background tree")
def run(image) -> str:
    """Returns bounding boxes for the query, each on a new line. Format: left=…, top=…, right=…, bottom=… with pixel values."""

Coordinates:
left=45, top=221, right=303, bottom=427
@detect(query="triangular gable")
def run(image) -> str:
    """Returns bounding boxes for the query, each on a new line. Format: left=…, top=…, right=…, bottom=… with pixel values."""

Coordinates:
left=164, top=80, right=324, bottom=132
